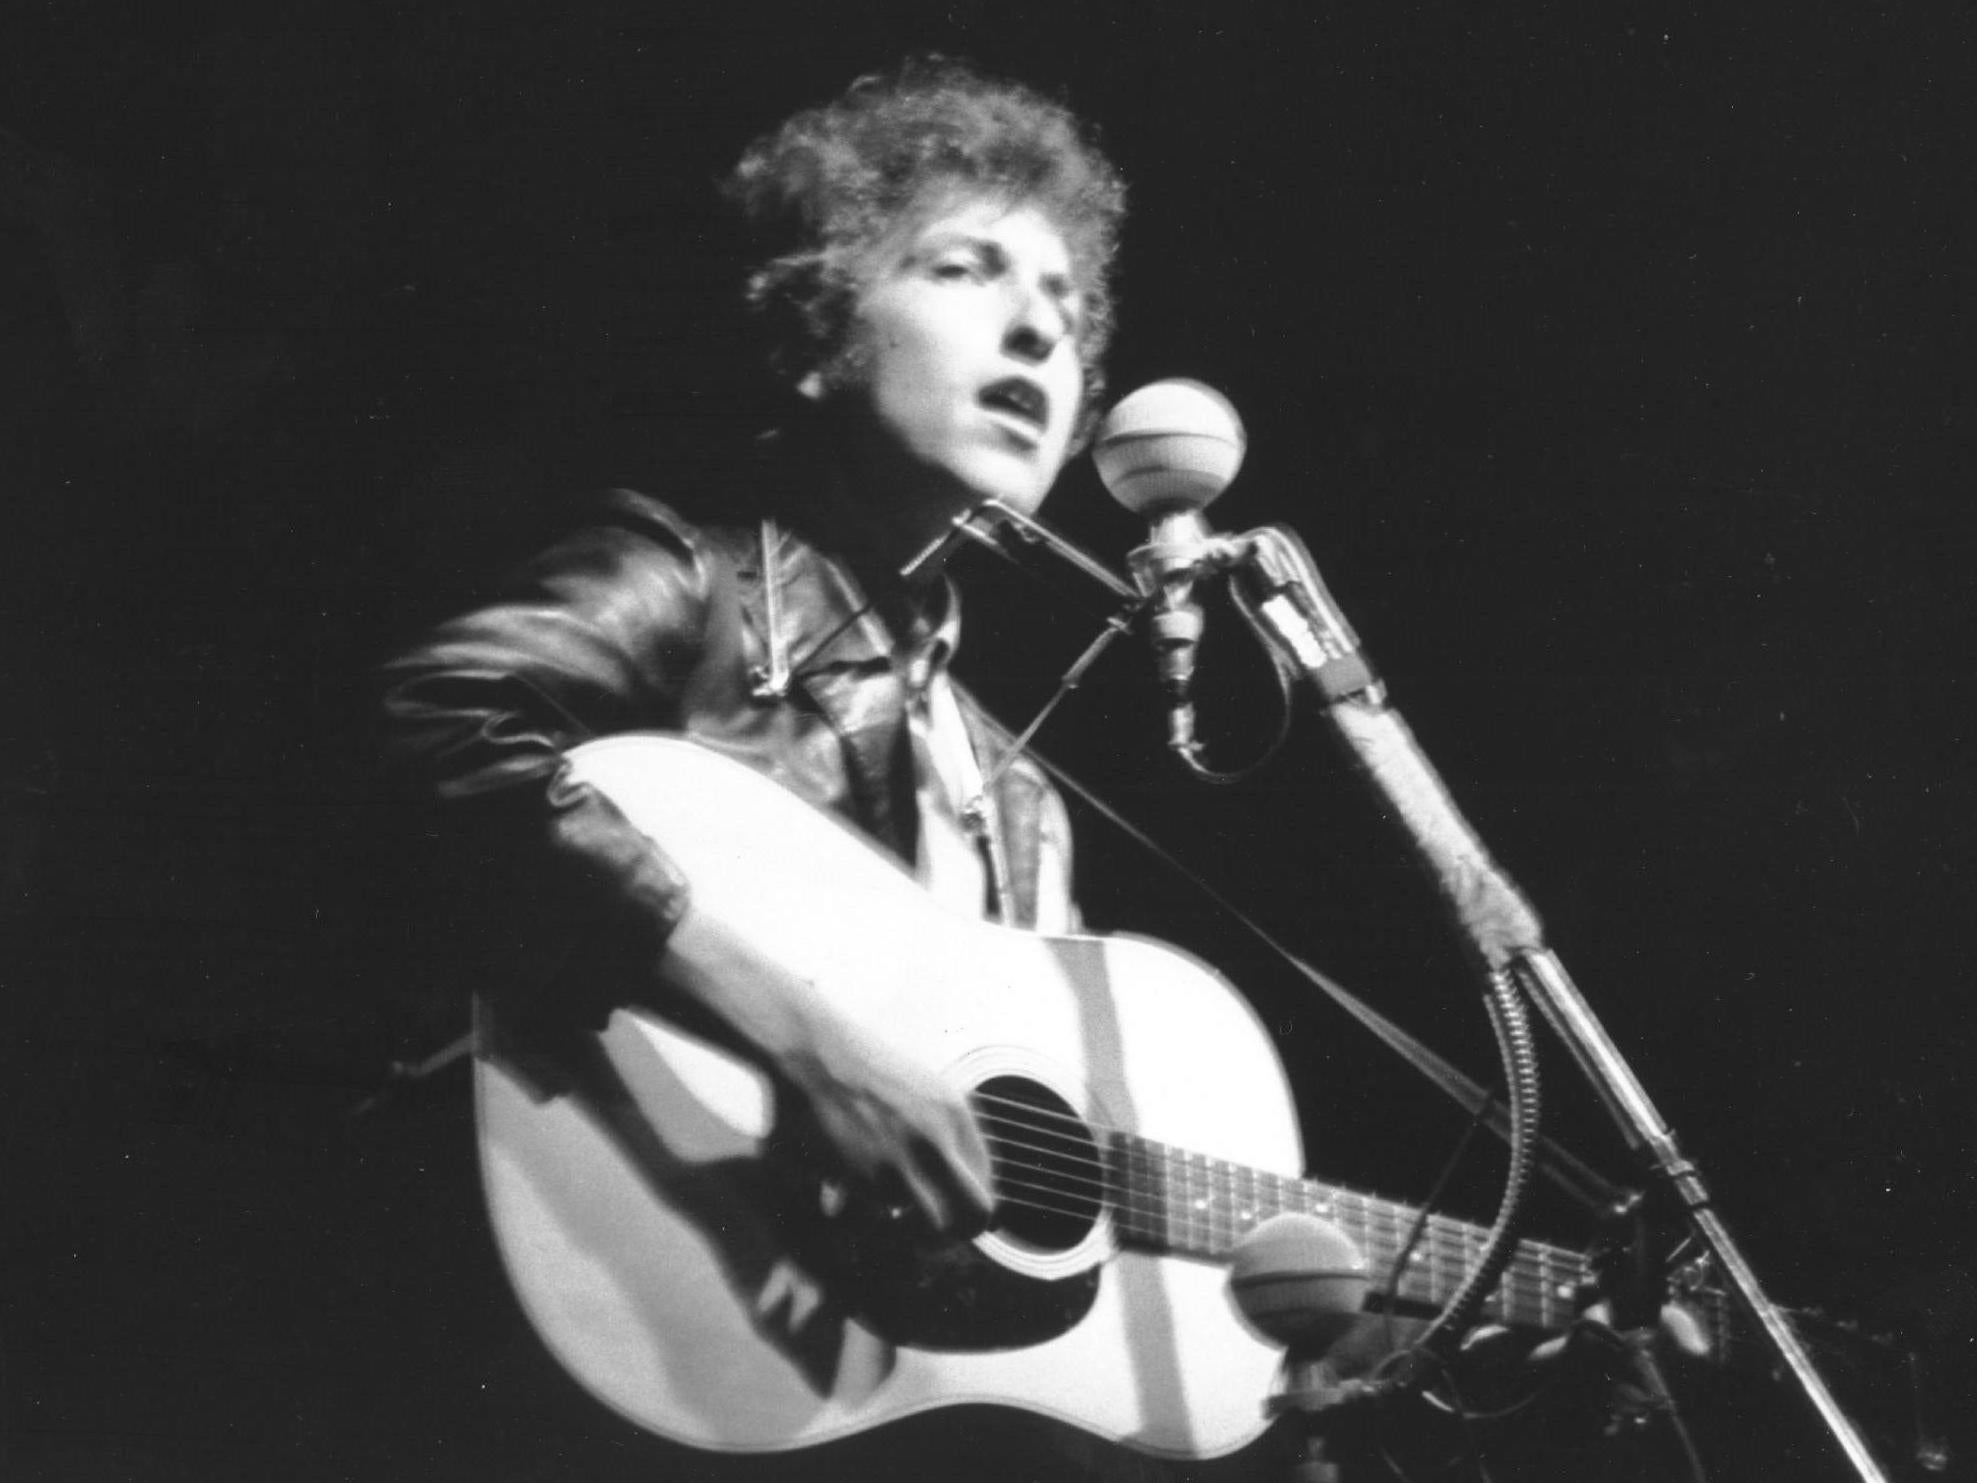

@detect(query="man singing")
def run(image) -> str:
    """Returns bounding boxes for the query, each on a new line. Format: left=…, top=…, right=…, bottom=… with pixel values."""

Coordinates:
left=381, top=57, right=1125, bottom=1249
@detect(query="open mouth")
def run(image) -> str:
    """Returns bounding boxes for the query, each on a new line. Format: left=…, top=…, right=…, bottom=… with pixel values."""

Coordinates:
left=980, top=377, right=1050, bottom=435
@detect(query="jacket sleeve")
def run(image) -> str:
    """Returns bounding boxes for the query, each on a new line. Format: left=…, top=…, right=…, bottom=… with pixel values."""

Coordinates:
left=378, top=490, right=717, bottom=1022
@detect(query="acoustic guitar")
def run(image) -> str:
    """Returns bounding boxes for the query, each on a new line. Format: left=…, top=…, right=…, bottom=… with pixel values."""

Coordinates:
left=473, top=735, right=1701, bottom=1462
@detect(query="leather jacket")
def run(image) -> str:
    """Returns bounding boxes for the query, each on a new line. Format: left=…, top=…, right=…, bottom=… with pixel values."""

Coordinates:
left=379, top=487, right=1075, bottom=1023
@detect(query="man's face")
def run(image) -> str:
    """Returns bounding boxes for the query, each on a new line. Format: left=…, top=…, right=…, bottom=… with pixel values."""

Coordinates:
left=825, top=197, right=1085, bottom=528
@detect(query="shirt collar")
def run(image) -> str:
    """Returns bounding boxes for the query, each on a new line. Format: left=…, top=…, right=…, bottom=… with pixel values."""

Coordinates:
left=898, top=577, right=963, bottom=697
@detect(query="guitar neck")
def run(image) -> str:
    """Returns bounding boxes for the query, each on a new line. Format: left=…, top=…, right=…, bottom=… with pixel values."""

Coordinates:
left=1103, top=1126, right=1907, bottom=1455
left=1105, top=1131, right=1595, bottom=1334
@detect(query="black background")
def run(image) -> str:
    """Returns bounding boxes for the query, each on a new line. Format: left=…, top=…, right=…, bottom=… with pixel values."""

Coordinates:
left=3, top=2, right=1973, bottom=1479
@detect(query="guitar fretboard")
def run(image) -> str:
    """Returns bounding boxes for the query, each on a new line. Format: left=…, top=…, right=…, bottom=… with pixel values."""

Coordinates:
left=1105, top=1131, right=1591, bottom=1333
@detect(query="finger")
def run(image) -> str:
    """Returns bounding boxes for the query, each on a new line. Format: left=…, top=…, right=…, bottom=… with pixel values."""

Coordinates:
left=896, top=1158, right=954, bottom=1234
left=946, top=1104, right=998, bottom=1215
left=914, top=1135, right=994, bottom=1236
left=946, top=1142, right=997, bottom=1228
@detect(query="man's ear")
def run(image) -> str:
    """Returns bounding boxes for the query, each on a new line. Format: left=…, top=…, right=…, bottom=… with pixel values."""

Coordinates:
left=795, top=368, right=827, bottom=402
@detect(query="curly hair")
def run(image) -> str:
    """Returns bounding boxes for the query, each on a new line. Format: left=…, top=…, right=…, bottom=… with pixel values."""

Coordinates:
left=723, top=58, right=1128, bottom=438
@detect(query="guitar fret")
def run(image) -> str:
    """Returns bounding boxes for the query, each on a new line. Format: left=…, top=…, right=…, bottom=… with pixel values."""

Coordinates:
left=1188, top=1149, right=1207, bottom=1253
left=1132, top=1136, right=1166, bottom=1252
left=1182, top=1147, right=1207, bottom=1256
left=1194, top=1151, right=1210, bottom=1253
left=1361, top=1195, right=1384, bottom=1270
left=1106, top=1136, right=1133, bottom=1244
left=1170, top=1146, right=1186, bottom=1257
left=1427, top=1217, right=1445, bottom=1307
left=1508, top=1251, right=1532, bottom=1317
left=1379, top=1198, right=1408, bottom=1284
left=1505, top=1261, right=1529, bottom=1322
left=1205, top=1154, right=1217, bottom=1250
left=1189, top=1150, right=1205, bottom=1252
left=1338, top=1187, right=1362, bottom=1250
left=1417, top=1217, right=1444, bottom=1304
left=1222, top=1157, right=1236, bottom=1247
left=1523, top=1256, right=1548, bottom=1321
left=1210, top=1155, right=1225, bottom=1250
left=1126, top=1137, right=1153, bottom=1247
left=1165, top=1143, right=1184, bottom=1252
left=1108, top=1136, right=1130, bottom=1243
left=1194, top=1153, right=1208, bottom=1249
left=1164, top=1144, right=1182, bottom=1251
left=1220, top=1156, right=1235, bottom=1248
left=1432, top=1215, right=1463, bottom=1307
left=1200, top=1153, right=1214, bottom=1251
left=1168, top=1142, right=1186, bottom=1252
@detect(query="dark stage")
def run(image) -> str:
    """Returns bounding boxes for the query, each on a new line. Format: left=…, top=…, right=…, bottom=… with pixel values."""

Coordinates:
left=3, top=3, right=1973, bottom=1479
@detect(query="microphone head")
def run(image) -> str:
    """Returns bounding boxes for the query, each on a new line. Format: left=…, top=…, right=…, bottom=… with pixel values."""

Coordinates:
left=1228, top=1212, right=1371, bottom=1351
left=1092, top=378, right=1246, bottom=517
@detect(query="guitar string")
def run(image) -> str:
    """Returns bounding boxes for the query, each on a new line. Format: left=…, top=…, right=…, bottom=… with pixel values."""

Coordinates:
left=971, top=1092, right=1584, bottom=1276
left=969, top=1113, right=1449, bottom=1250
left=972, top=1178, right=1470, bottom=1305
left=973, top=1086, right=1526, bottom=1250
left=979, top=1180, right=1555, bottom=1323
left=969, top=1106, right=1582, bottom=1321
left=974, top=1105, right=1578, bottom=1293
left=973, top=1103, right=1482, bottom=1252
left=978, top=1174, right=1568, bottom=1313
left=972, top=1098, right=1543, bottom=1293
left=978, top=1171, right=1511, bottom=1285
left=972, top=1102, right=1586, bottom=1304
left=967, top=1102, right=1712, bottom=1333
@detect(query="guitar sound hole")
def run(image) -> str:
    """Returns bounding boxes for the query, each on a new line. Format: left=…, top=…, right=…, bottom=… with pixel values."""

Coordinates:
left=973, top=1075, right=1103, bottom=1253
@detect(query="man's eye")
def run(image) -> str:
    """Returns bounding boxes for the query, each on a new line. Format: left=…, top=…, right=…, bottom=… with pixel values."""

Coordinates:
left=932, top=256, right=984, bottom=281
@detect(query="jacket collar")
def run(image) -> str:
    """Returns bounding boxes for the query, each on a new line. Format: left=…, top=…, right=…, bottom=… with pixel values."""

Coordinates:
left=748, top=518, right=962, bottom=684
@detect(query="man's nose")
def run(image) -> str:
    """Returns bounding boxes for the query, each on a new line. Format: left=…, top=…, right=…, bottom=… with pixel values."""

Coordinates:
left=1002, top=280, right=1069, bottom=363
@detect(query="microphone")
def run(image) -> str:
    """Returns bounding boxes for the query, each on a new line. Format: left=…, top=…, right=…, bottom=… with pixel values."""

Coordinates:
left=1231, top=1215, right=1379, bottom=1483
left=1092, top=380, right=1247, bottom=756
left=1228, top=1212, right=1371, bottom=1354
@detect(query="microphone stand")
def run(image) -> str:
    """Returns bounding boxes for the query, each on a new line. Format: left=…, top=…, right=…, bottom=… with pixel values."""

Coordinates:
left=950, top=492, right=1888, bottom=1477
left=1187, top=521, right=1893, bottom=1483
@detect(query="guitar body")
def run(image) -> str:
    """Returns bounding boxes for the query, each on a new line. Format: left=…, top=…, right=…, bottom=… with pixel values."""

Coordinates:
left=476, top=735, right=1303, bottom=1460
